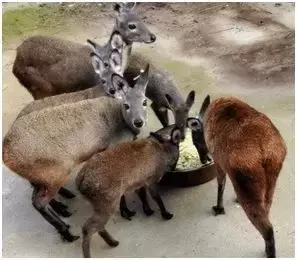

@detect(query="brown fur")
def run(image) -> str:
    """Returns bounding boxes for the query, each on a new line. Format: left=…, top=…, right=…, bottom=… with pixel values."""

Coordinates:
left=204, top=96, right=287, bottom=257
left=76, top=125, right=179, bottom=257
left=13, top=36, right=96, bottom=99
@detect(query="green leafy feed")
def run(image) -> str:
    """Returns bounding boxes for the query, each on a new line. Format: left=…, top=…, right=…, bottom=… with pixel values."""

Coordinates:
left=175, top=130, right=202, bottom=171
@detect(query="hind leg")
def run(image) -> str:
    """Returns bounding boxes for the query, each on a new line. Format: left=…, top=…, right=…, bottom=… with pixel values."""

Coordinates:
left=31, top=184, right=79, bottom=242
left=82, top=205, right=119, bottom=258
left=212, top=165, right=227, bottom=215
left=231, top=169, right=276, bottom=257
left=151, top=102, right=169, bottom=127
left=237, top=197, right=275, bottom=257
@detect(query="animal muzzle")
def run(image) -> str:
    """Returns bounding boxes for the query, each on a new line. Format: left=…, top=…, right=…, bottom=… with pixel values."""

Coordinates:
left=133, top=118, right=144, bottom=128
left=144, top=33, right=156, bottom=43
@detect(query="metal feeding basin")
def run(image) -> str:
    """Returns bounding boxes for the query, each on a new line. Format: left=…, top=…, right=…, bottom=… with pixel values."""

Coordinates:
left=159, top=161, right=217, bottom=187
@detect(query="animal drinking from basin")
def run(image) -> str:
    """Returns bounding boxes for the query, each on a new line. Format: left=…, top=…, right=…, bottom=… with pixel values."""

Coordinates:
left=76, top=124, right=181, bottom=258
left=188, top=95, right=287, bottom=258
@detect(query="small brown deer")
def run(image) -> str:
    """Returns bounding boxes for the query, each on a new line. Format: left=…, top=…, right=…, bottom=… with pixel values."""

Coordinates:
left=188, top=95, right=287, bottom=258
left=76, top=124, right=182, bottom=258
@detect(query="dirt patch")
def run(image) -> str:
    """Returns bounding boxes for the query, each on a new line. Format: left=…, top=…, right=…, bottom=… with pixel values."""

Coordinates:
left=136, top=3, right=295, bottom=88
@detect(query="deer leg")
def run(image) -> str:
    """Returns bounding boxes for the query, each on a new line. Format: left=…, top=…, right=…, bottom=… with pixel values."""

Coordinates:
left=148, top=185, right=173, bottom=220
left=239, top=200, right=275, bottom=258
left=49, top=199, right=72, bottom=218
left=137, top=187, right=154, bottom=216
left=212, top=165, right=226, bottom=215
left=31, top=184, right=79, bottom=242
left=82, top=206, right=119, bottom=257
left=58, top=187, right=76, bottom=199
left=151, top=102, right=169, bottom=127
left=120, top=195, right=136, bottom=221
left=230, top=167, right=276, bottom=257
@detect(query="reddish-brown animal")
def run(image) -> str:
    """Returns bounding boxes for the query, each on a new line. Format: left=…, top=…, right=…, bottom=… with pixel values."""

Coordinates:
left=189, top=96, right=287, bottom=258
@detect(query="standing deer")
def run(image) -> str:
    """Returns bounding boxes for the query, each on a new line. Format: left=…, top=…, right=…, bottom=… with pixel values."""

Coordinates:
left=12, top=3, right=156, bottom=99
left=76, top=124, right=182, bottom=257
left=188, top=95, right=287, bottom=258
left=2, top=65, right=150, bottom=242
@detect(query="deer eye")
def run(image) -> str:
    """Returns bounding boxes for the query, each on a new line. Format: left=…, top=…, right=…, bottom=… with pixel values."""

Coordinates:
left=191, top=121, right=198, bottom=127
left=101, top=79, right=106, bottom=84
left=117, top=81, right=124, bottom=90
left=124, top=104, right=130, bottom=110
left=104, top=62, right=109, bottom=68
left=128, top=24, right=136, bottom=30
left=143, top=100, right=147, bottom=106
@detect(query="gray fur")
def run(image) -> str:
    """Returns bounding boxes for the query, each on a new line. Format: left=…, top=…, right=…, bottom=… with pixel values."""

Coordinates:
left=12, top=3, right=156, bottom=99
left=3, top=68, right=149, bottom=241
left=124, top=53, right=195, bottom=140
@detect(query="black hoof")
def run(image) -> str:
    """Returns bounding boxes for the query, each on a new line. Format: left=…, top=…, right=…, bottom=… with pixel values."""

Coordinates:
left=121, top=210, right=136, bottom=221
left=58, top=188, right=76, bottom=199
left=108, top=240, right=119, bottom=247
left=234, top=198, right=240, bottom=204
left=212, top=206, right=225, bottom=216
left=266, top=245, right=276, bottom=258
left=162, top=211, right=173, bottom=220
left=60, top=229, right=80, bottom=242
left=144, top=208, right=154, bottom=216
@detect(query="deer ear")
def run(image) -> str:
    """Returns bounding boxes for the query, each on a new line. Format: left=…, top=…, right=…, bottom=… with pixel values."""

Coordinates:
left=171, top=128, right=182, bottom=144
left=187, top=117, right=202, bottom=131
left=90, top=52, right=104, bottom=76
left=186, top=90, right=195, bottom=109
left=114, top=3, right=124, bottom=13
left=110, top=31, right=123, bottom=52
left=125, top=2, right=136, bottom=11
left=112, top=73, right=129, bottom=99
left=109, top=50, right=122, bottom=74
left=198, top=95, right=210, bottom=121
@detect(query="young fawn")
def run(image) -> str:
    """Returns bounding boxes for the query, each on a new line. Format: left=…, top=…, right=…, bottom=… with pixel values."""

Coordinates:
left=2, top=65, right=149, bottom=242
left=188, top=95, right=287, bottom=258
left=12, top=3, right=156, bottom=99
left=76, top=124, right=182, bottom=258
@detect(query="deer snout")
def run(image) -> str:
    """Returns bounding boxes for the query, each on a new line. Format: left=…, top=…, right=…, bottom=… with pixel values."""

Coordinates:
left=133, top=119, right=144, bottom=128
left=150, top=34, right=156, bottom=43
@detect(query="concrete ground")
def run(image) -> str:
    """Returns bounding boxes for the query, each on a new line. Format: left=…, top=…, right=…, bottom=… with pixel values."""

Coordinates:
left=2, top=3, right=295, bottom=258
